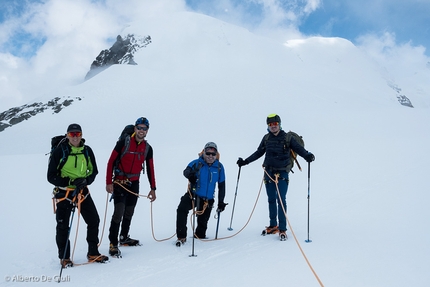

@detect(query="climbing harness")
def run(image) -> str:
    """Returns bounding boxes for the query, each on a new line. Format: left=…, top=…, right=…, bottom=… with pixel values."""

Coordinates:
left=52, top=187, right=88, bottom=213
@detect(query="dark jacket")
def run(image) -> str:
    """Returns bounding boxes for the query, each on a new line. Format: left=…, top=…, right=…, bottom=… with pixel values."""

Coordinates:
left=246, top=130, right=309, bottom=170
left=47, top=139, right=98, bottom=188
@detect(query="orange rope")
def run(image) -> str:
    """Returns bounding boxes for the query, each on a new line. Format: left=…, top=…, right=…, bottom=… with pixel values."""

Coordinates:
left=149, top=201, right=177, bottom=242
left=148, top=179, right=264, bottom=243
left=114, top=180, right=177, bottom=242
left=114, top=180, right=147, bottom=198
left=97, top=192, right=109, bottom=247
left=263, top=167, right=324, bottom=287
left=71, top=192, right=86, bottom=262
left=194, top=177, right=264, bottom=242
left=55, top=187, right=108, bottom=266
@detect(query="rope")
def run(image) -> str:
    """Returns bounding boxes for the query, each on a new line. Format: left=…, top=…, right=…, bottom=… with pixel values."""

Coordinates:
left=97, top=192, right=109, bottom=247
left=71, top=193, right=83, bottom=262
left=54, top=187, right=109, bottom=267
left=69, top=190, right=101, bottom=266
left=114, top=173, right=322, bottom=286
left=114, top=180, right=146, bottom=198
left=194, top=178, right=264, bottom=242
left=115, top=179, right=177, bottom=242
left=263, top=168, right=324, bottom=287
left=149, top=202, right=177, bottom=242
left=146, top=180, right=265, bottom=243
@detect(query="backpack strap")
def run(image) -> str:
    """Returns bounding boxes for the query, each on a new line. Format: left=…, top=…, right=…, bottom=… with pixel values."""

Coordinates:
left=264, top=132, right=301, bottom=172
left=57, top=144, right=70, bottom=171
left=263, top=132, right=289, bottom=153
left=119, top=135, right=131, bottom=165
left=58, top=144, right=90, bottom=172
left=141, top=140, right=149, bottom=174
left=115, top=137, right=149, bottom=178
left=285, top=131, right=304, bottom=172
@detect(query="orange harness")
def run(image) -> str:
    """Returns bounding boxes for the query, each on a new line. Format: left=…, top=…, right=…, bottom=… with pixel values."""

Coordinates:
left=52, top=187, right=88, bottom=213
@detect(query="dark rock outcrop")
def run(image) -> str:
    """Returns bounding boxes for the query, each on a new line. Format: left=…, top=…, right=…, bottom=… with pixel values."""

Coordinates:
left=0, top=96, right=81, bottom=132
left=85, top=34, right=152, bottom=80
left=387, top=81, right=414, bottom=108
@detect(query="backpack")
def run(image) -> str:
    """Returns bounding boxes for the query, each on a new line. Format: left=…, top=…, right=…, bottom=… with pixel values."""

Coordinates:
left=114, top=124, right=149, bottom=176
left=264, top=131, right=304, bottom=173
left=48, top=135, right=89, bottom=171
left=188, top=152, right=222, bottom=191
left=196, top=149, right=222, bottom=175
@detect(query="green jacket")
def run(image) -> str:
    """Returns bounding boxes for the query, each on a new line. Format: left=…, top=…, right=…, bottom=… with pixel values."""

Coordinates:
left=47, top=139, right=98, bottom=188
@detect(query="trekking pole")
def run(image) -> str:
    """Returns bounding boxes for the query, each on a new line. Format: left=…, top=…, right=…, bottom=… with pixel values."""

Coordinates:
left=189, top=197, right=199, bottom=257
left=305, top=162, right=312, bottom=243
left=58, top=192, right=78, bottom=282
left=215, top=210, right=221, bottom=239
left=227, top=166, right=241, bottom=231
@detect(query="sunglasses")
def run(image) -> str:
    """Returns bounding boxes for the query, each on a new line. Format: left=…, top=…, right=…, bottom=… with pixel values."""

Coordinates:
left=67, top=132, right=82, bottom=137
left=205, top=152, right=217, bottom=157
left=136, top=126, right=148, bottom=131
left=268, top=122, right=279, bottom=127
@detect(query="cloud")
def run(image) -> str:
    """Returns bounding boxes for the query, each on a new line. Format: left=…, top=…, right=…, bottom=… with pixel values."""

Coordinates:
left=0, top=53, right=26, bottom=106
left=356, top=32, right=430, bottom=91
left=0, top=0, right=429, bottom=110
left=186, top=0, right=430, bottom=102
left=0, top=0, right=116, bottom=109
left=0, top=0, right=187, bottom=110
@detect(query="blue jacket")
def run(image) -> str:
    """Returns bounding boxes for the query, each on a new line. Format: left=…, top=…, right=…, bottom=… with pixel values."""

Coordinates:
left=184, top=156, right=226, bottom=201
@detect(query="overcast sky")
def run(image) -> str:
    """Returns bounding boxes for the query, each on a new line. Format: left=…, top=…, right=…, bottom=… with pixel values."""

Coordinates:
left=1, top=0, right=429, bottom=110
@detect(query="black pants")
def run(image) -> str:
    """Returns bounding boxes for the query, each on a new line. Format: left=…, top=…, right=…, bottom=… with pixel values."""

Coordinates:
left=55, top=192, right=100, bottom=259
left=176, top=192, right=214, bottom=239
left=108, top=180, right=140, bottom=245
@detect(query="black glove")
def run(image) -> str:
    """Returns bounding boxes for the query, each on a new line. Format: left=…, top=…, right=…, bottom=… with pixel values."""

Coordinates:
left=187, top=171, right=197, bottom=184
left=217, top=202, right=228, bottom=212
left=304, top=152, right=315, bottom=163
left=236, top=157, right=249, bottom=167
left=72, top=178, right=87, bottom=191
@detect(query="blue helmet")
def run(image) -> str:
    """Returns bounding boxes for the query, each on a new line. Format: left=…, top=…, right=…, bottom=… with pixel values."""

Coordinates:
left=135, top=117, right=149, bottom=127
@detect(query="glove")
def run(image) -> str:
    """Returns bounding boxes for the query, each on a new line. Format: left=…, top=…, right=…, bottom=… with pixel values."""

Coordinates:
left=236, top=157, right=249, bottom=167
left=304, top=152, right=315, bottom=163
left=187, top=171, right=197, bottom=184
left=217, top=202, right=228, bottom=212
left=72, top=178, right=87, bottom=191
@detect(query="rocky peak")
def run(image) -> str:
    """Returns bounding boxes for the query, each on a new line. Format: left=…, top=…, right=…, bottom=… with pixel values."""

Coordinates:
left=85, top=34, right=152, bottom=80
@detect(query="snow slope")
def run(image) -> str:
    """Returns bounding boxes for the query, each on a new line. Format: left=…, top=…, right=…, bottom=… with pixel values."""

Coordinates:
left=1, top=10, right=429, bottom=287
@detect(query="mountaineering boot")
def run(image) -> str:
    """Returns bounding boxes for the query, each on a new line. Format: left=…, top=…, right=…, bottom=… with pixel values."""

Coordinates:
left=109, top=243, right=122, bottom=257
left=87, top=253, right=109, bottom=263
left=120, top=235, right=140, bottom=246
left=60, top=258, right=73, bottom=268
left=262, top=225, right=279, bottom=235
left=175, top=238, right=186, bottom=247
left=279, top=230, right=287, bottom=241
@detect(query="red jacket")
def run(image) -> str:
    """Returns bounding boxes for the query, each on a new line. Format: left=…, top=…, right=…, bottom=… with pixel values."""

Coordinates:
left=106, top=135, right=156, bottom=190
